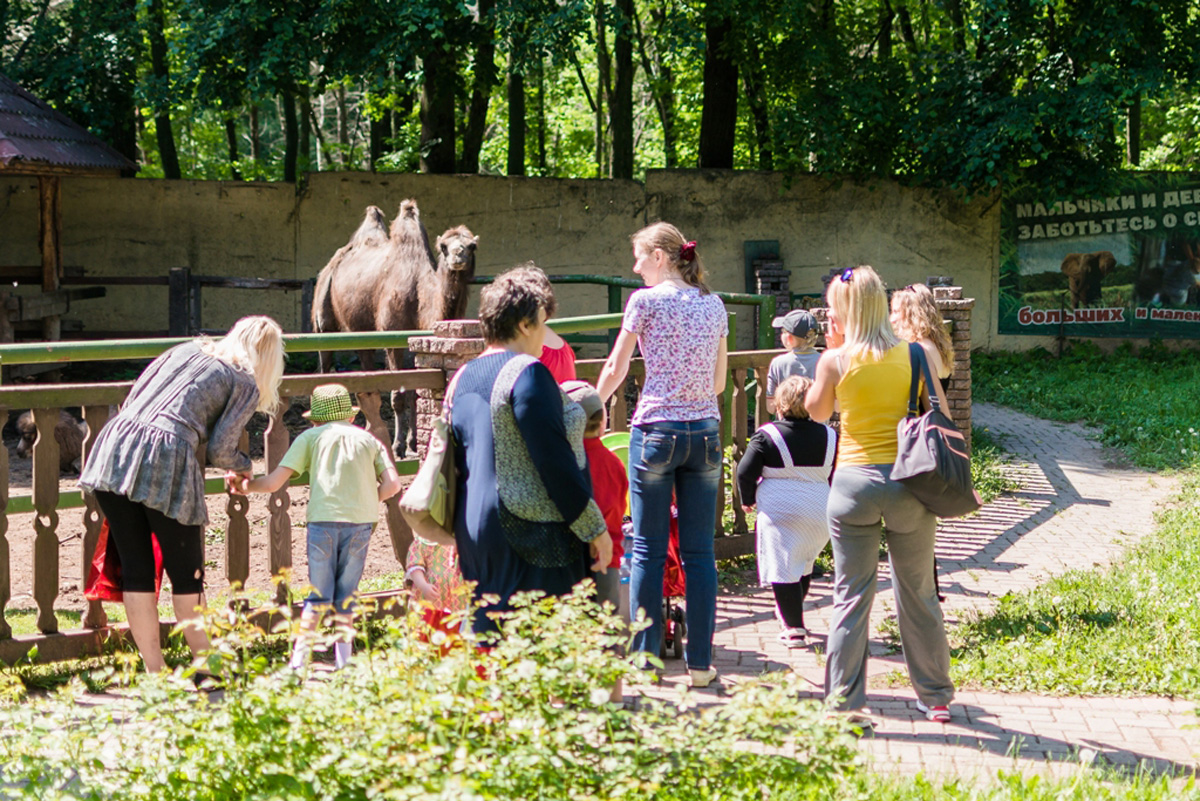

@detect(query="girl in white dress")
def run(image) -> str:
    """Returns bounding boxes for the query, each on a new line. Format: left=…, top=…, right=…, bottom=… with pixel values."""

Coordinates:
left=736, top=376, right=836, bottom=645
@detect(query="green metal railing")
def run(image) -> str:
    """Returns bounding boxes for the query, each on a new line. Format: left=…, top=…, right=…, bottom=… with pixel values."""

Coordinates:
left=0, top=315, right=632, bottom=372
left=472, top=275, right=776, bottom=350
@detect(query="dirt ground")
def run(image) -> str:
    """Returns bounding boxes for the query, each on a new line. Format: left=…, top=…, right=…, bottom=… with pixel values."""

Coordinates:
left=1, top=401, right=409, bottom=625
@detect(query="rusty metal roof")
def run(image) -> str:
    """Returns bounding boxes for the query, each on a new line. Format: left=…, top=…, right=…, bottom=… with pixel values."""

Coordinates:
left=0, top=72, right=137, bottom=175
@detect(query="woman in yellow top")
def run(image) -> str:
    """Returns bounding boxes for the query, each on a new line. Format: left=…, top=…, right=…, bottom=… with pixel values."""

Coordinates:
left=805, top=265, right=954, bottom=726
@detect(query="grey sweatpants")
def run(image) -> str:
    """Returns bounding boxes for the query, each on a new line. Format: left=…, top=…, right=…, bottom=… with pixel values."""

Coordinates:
left=824, top=464, right=954, bottom=711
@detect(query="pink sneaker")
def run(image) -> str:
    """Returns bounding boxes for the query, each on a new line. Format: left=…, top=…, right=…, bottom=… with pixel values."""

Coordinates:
left=916, top=700, right=951, bottom=722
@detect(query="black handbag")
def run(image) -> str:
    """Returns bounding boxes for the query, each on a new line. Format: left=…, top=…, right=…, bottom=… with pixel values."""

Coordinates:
left=892, top=343, right=982, bottom=518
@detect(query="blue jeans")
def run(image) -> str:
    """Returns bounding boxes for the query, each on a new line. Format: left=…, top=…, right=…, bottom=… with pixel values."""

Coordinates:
left=306, top=522, right=374, bottom=613
left=628, top=419, right=721, bottom=670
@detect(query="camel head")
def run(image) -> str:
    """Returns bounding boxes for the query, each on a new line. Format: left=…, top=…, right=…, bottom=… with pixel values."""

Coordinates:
left=436, top=226, right=478, bottom=273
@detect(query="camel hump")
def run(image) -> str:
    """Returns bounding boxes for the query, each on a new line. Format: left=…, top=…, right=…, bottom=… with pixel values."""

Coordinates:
left=349, top=206, right=390, bottom=248
left=399, top=199, right=420, bottom=220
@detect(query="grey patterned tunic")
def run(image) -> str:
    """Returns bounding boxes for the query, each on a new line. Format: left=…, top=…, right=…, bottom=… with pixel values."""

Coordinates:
left=79, top=342, right=260, bottom=526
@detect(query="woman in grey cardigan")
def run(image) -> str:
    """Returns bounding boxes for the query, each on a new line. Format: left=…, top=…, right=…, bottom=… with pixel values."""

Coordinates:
left=80, top=315, right=285, bottom=673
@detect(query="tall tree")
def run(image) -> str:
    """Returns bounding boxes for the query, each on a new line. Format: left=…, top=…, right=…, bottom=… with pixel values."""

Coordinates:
left=145, top=0, right=180, bottom=179
left=461, top=0, right=498, bottom=173
left=608, top=0, right=634, bottom=178
left=697, top=13, right=736, bottom=168
left=420, top=44, right=458, bottom=173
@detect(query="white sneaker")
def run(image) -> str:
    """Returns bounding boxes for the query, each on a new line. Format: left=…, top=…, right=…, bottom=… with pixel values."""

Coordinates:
left=778, top=627, right=808, bottom=646
left=689, top=667, right=718, bottom=688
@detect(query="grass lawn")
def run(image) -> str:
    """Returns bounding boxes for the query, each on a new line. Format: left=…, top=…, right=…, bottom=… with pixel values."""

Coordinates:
left=951, top=343, right=1200, bottom=697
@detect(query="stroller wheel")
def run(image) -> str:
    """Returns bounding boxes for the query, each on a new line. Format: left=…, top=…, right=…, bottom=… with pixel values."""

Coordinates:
left=671, top=606, right=686, bottom=660
left=662, top=598, right=682, bottom=659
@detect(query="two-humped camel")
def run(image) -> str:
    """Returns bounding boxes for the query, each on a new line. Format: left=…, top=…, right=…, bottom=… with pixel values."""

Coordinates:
left=312, top=199, right=477, bottom=457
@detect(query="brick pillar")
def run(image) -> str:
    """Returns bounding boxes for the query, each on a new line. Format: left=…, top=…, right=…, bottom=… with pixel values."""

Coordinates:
left=408, top=319, right=485, bottom=458
left=753, top=259, right=790, bottom=347
left=933, top=286, right=975, bottom=447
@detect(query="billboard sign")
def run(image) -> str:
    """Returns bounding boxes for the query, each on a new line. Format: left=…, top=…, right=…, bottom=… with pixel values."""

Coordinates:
left=999, top=175, right=1200, bottom=338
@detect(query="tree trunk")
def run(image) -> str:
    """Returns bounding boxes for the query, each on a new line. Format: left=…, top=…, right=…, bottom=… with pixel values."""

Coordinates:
left=639, top=2, right=676, bottom=168
left=698, top=16, right=737, bottom=169
left=877, top=0, right=893, bottom=58
left=250, top=105, right=262, bottom=167
left=299, top=91, right=312, bottom=172
left=595, top=0, right=611, bottom=176
left=507, top=68, right=526, bottom=175
left=1126, top=92, right=1141, bottom=166
left=610, top=0, right=635, bottom=179
left=896, top=3, right=918, bottom=50
left=147, top=0, right=180, bottom=179
left=420, top=47, right=458, bottom=173
left=742, top=55, right=771, bottom=170
left=110, top=0, right=139, bottom=172
left=461, top=0, right=497, bottom=174
left=225, top=116, right=241, bottom=180
left=282, top=90, right=298, bottom=182
left=943, top=0, right=966, bottom=53
left=336, top=85, right=350, bottom=168
left=309, top=100, right=328, bottom=171
left=369, top=112, right=391, bottom=172
left=536, top=58, right=547, bottom=172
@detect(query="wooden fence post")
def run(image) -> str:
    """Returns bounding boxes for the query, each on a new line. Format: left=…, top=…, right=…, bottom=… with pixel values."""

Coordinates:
left=80, top=404, right=111, bottom=629
left=0, top=405, right=10, bottom=640
left=225, top=431, right=251, bottom=595
left=31, top=408, right=61, bottom=634
left=265, top=401, right=292, bottom=605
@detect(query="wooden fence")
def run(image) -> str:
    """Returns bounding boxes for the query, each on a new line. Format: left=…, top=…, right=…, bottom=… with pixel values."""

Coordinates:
left=0, top=323, right=779, bottom=664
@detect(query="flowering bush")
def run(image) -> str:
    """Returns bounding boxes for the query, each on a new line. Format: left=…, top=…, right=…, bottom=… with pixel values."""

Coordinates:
left=0, top=585, right=860, bottom=800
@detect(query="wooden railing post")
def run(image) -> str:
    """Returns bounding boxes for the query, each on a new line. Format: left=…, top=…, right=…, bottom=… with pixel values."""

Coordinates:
left=264, top=401, right=292, bottom=605
left=31, top=408, right=61, bottom=634
left=80, top=404, right=111, bottom=629
left=225, top=432, right=251, bottom=594
left=0, top=405, right=10, bottom=639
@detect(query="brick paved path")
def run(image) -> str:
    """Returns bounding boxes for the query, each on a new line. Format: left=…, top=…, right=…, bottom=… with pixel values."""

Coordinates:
left=637, top=402, right=1194, bottom=780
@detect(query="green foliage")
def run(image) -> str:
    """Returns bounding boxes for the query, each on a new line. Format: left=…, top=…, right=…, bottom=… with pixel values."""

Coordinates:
left=6, top=0, right=1199, bottom=193
left=973, top=344, right=1200, bottom=471
left=954, top=345, right=1200, bottom=697
left=953, top=472, right=1200, bottom=698
left=0, top=585, right=863, bottom=800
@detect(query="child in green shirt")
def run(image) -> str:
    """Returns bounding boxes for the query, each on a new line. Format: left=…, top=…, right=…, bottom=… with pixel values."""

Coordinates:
left=236, top=384, right=401, bottom=669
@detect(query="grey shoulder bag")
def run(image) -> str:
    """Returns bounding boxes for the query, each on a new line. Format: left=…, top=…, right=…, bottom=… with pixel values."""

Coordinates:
left=892, top=343, right=982, bottom=518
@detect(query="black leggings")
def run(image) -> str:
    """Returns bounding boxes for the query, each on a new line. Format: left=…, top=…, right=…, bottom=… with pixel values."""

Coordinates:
left=94, top=491, right=205, bottom=595
left=772, top=575, right=811, bottom=629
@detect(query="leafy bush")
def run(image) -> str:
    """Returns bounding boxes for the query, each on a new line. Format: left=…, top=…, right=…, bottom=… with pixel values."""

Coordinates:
left=0, top=586, right=862, bottom=800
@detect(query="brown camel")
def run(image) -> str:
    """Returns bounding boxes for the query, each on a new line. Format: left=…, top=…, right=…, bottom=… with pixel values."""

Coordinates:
left=312, top=199, right=478, bottom=456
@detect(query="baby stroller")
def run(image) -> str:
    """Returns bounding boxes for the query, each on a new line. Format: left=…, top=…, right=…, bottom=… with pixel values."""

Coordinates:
left=602, top=432, right=688, bottom=660
left=661, top=506, right=687, bottom=660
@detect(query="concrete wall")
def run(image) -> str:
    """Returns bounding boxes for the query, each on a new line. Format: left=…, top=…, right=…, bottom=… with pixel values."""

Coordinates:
left=0, top=171, right=1002, bottom=351
left=647, top=170, right=1001, bottom=348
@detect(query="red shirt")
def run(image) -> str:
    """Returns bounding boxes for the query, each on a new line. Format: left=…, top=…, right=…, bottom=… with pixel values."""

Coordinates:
left=583, top=436, right=628, bottom=569
left=539, top=341, right=577, bottom=383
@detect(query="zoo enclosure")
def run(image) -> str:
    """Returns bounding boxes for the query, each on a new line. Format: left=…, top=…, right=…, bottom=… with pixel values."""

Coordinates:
left=0, top=313, right=779, bottom=664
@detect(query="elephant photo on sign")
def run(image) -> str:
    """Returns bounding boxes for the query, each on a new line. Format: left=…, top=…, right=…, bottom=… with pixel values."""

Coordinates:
left=1060, top=250, right=1116, bottom=309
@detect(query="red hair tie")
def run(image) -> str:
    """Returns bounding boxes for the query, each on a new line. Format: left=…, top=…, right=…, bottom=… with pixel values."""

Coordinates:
left=680, top=241, right=697, bottom=263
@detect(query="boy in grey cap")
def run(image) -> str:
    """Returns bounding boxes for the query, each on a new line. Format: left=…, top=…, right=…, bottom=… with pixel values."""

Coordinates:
left=766, top=310, right=821, bottom=414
